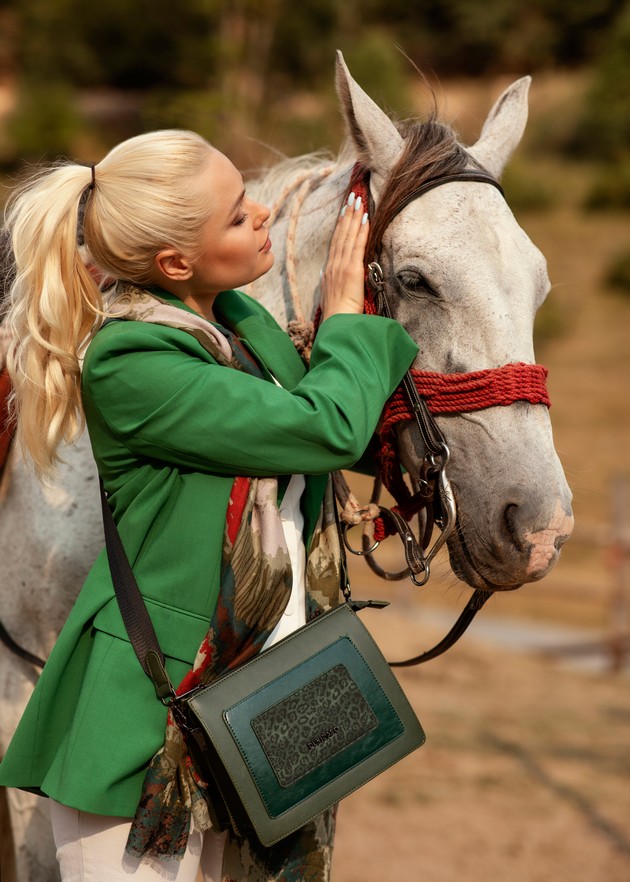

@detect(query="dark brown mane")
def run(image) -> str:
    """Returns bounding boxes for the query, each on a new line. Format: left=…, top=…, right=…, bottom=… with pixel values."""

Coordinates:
left=367, top=117, right=470, bottom=260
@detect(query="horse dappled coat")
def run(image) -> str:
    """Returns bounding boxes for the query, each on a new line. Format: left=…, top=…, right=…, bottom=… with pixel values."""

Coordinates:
left=0, top=286, right=417, bottom=879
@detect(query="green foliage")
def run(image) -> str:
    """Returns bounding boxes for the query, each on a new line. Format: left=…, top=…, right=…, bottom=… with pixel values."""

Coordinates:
left=16, top=0, right=219, bottom=89
left=533, top=297, right=569, bottom=349
left=605, top=248, right=630, bottom=295
left=5, top=0, right=628, bottom=94
left=341, top=31, right=411, bottom=116
left=6, top=81, right=82, bottom=162
left=140, top=90, right=227, bottom=145
left=584, top=157, right=630, bottom=210
left=570, top=2, right=630, bottom=160
left=382, top=0, right=625, bottom=74
left=501, top=160, right=556, bottom=212
left=267, top=0, right=340, bottom=88
left=0, top=0, right=628, bottom=165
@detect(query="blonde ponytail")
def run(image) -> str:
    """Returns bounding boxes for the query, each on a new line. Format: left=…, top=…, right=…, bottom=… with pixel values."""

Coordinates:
left=3, top=129, right=215, bottom=479
left=4, top=164, right=103, bottom=479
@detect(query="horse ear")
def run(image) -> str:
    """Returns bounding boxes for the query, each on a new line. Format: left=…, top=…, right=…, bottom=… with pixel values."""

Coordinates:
left=335, top=50, right=403, bottom=191
left=468, top=76, right=531, bottom=179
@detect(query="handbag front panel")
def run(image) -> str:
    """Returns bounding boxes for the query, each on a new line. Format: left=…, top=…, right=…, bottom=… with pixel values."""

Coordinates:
left=223, top=636, right=406, bottom=817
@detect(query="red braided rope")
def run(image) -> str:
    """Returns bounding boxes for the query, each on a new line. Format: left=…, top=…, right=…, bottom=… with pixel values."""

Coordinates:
left=391, top=362, right=550, bottom=414
left=374, top=362, right=550, bottom=536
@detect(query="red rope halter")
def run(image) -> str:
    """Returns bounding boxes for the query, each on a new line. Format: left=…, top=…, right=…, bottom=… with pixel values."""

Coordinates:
left=374, top=362, right=550, bottom=535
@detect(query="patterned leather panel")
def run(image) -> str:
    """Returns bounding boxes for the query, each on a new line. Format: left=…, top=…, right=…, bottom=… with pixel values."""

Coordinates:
left=251, top=664, right=378, bottom=787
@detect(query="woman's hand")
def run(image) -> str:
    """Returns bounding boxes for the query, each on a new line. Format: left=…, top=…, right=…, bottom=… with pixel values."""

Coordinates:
left=320, top=191, right=369, bottom=320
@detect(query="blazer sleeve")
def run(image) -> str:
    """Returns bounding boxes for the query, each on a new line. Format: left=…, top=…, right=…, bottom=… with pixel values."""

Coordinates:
left=81, top=313, right=418, bottom=477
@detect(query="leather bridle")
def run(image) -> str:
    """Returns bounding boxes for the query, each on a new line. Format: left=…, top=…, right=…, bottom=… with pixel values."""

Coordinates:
left=341, top=167, right=510, bottom=665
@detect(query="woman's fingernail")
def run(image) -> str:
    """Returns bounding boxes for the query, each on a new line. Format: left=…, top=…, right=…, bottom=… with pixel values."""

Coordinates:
left=347, top=191, right=355, bottom=207
left=340, top=204, right=347, bottom=217
left=362, top=211, right=368, bottom=225
left=354, top=196, right=363, bottom=212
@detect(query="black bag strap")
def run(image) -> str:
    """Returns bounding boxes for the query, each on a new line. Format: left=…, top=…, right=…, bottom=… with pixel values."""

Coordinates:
left=99, top=480, right=174, bottom=701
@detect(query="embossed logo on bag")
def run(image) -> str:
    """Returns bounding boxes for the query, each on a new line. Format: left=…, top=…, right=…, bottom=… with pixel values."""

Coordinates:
left=252, top=664, right=378, bottom=787
left=306, top=726, right=340, bottom=751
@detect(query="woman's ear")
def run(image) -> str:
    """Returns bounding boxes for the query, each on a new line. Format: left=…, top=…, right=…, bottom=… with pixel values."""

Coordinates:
left=154, top=249, right=193, bottom=282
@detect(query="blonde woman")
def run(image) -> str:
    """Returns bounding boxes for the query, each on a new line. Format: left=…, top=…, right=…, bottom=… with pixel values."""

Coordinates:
left=0, top=130, right=417, bottom=881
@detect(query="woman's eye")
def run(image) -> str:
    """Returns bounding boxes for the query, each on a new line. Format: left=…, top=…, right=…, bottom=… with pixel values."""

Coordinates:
left=397, top=271, right=437, bottom=296
left=234, top=212, right=249, bottom=226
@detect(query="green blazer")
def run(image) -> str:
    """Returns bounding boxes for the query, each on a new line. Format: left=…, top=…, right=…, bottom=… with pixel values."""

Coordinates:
left=0, top=288, right=418, bottom=817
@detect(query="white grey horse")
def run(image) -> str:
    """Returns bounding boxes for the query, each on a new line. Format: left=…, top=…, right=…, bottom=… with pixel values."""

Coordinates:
left=0, top=54, right=573, bottom=881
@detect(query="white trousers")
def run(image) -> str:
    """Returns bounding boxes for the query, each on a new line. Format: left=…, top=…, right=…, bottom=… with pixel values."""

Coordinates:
left=50, top=801, right=227, bottom=881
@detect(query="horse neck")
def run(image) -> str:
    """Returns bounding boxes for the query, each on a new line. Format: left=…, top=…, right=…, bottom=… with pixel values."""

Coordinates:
left=248, top=161, right=353, bottom=329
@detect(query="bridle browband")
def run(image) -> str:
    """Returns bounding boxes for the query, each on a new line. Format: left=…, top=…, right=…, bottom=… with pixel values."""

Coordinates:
left=385, top=170, right=505, bottom=219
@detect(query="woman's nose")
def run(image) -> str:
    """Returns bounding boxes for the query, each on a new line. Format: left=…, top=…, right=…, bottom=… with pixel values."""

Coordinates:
left=255, top=201, right=271, bottom=227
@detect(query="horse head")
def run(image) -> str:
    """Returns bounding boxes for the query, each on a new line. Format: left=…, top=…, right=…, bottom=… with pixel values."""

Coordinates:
left=335, top=53, right=574, bottom=592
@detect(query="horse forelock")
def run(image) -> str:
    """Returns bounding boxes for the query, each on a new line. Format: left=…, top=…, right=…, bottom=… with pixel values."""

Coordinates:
left=367, top=117, right=477, bottom=260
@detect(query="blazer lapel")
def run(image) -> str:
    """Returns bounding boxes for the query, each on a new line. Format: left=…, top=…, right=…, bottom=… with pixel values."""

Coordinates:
left=215, top=291, right=308, bottom=390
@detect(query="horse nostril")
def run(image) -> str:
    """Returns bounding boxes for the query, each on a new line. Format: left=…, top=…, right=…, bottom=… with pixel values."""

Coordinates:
left=554, top=532, right=570, bottom=551
left=503, top=498, right=574, bottom=576
left=504, top=503, right=527, bottom=553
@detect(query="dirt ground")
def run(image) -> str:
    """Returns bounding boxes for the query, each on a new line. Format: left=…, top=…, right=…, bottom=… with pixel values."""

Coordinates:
left=331, top=600, right=630, bottom=882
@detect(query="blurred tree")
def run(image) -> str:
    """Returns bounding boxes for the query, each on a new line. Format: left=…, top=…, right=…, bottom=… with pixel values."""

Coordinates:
left=584, top=158, right=630, bottom=210
left=341, top=31, right=411, bottom=115
left=2, top=0, right=629, bottom=165
left=16, top=0, right=217, bottom=89
left=357, top=0, right=625, bottom=74
left=267, top=0, right=339, bottom=88
left=571, top=1, right=630, bottom=160
left=5, top=0, right=630, bottom=93
left=7, top=81, right=81, bottom=160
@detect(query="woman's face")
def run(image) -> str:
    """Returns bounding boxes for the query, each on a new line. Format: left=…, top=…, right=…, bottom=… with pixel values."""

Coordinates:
left=190, top=149, right=273, bottom=294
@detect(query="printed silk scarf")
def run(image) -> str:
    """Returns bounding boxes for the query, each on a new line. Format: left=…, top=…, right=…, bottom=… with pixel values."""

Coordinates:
left=109, top=284, right=342, bottom=881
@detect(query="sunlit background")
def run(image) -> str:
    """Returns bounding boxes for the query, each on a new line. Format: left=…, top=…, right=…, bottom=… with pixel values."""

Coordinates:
left=1, top=1, right=629, bottom=879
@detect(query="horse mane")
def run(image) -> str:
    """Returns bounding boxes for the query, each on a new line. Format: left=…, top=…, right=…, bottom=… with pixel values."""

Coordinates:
left=248, top=110, right=479, bottom=262
left=246, top=146, right=355, bottom=210
left=367, top=115, right=471, bottom=260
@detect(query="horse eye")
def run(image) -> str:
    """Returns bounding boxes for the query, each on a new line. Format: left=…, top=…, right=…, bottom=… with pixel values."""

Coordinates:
left=396, top=270, right=437, bottom=297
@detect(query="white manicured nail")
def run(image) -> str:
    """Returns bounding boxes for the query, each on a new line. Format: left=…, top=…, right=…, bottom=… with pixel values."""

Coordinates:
left=354, top=196, right=362, bottom=211
left=340, top=204, right=347, bottom=217
left=362, top=212, right=368, bottom=225
left=347, top=191, right=355, bottom=207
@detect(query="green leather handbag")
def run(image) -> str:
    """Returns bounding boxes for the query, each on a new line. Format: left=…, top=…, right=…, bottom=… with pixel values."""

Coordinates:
left=172, top=602, right=425, bottom=845
left=100, top=482, right=425, bottom=846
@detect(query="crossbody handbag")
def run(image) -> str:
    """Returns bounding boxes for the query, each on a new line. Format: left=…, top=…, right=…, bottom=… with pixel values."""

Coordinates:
left=100, top=482, right=425, bottom=846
